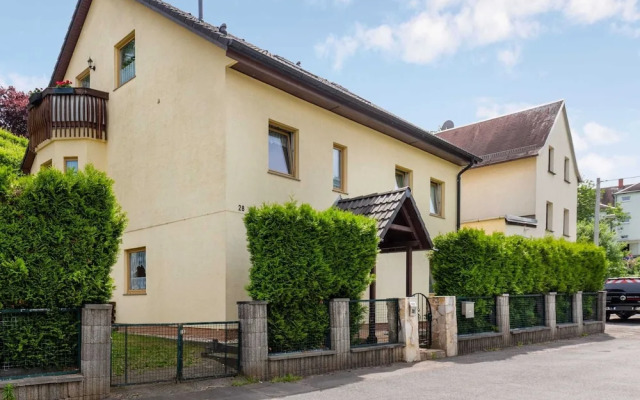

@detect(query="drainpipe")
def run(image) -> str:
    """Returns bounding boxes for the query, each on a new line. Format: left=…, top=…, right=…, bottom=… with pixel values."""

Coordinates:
left=456, top=161, right=475, bottom=231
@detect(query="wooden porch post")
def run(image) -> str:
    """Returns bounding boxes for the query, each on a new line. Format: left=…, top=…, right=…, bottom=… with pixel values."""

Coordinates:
left=406, top=246, right=413, bottom=297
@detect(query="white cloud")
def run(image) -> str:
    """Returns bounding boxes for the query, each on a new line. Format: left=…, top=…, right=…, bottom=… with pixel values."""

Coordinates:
left=497, top=45, right=522, bottom=69
left=475, top=98, right=536, bottom=120
left=578, top=152, right=637, bottom=180
left=0, top=72, right=48, bottom=92
left=316, top=0, right=640, bottom=69
left=612, top=22, right=640, bottom=37
left=582, top=121, right=623, bottom=145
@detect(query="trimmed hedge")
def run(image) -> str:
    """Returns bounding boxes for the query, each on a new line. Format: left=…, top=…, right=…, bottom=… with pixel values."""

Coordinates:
left=0, top=128, right=27, bottom=173
left=0, top=166, right=127, bottom=309
left=245, top=202, right=378, bottom=352
left=431, top=228, right=606, bottom=297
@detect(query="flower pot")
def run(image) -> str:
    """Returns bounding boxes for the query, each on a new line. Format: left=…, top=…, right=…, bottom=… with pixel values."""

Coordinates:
left=53, top=87, right=74, bottom=94
left=28, top=92, right=42, bottom=106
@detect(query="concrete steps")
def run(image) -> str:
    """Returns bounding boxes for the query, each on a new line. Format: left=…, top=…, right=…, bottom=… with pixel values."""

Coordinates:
left=419, top=348, right=446, bottom=361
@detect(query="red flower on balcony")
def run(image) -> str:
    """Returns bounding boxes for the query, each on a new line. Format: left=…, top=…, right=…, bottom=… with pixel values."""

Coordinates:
left=55, top=80, right=73, bottom=88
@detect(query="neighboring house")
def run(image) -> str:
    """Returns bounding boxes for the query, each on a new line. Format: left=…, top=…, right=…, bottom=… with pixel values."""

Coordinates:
left=22, top=0, right=478, bottom=323
left=614, top=182, right=640, bottom=256
left=436, top=101, right=582, bottom=240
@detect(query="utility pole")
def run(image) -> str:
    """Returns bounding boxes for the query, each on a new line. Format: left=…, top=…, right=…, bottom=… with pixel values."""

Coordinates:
left=594, top=177, right=601, bottom=246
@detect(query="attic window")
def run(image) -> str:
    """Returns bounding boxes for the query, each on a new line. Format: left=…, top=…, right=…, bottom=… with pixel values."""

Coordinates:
left=564, top=157, right=570, bottom=183
left=548, top=146, right=555, bottom=174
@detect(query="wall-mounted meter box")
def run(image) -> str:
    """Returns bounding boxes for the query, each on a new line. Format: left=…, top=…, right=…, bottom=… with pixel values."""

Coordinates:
left=409, top=300, right=417, bottom=316
left=461, top=301, right=475, bottom=319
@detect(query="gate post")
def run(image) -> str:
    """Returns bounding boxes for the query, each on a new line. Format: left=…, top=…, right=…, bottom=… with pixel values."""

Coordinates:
left=573, top=292, right=583, bottom=336
left=545, top=293, right=557, bottom=340
left=428, top=296, right=458, bottom=357
left=81, top=304, right=112, bottom=399
left=330, top=299, right=350, bottom=370
left=237, top=301, right=268, bottom=380
left=399, top=297, right=420, bottom=362
left=496, top=294, right=510, bottom=347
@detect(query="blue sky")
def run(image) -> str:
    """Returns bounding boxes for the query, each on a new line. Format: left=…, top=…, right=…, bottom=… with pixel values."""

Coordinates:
left=2, top=0, right=639, bottom=186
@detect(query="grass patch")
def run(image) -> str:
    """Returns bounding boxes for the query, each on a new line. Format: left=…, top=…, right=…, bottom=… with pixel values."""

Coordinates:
left=111, top=332, right=204, bottom=376
left=271, top=374, right=302, bottom=383
left=231, top=376, right=260, bottom=387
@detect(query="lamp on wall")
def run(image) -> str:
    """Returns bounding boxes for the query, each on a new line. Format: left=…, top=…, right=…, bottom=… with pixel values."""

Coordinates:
left=87, top=58, right=96, bottom=71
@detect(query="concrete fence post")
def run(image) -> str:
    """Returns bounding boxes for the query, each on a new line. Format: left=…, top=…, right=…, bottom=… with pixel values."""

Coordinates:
left=597, top=291, right=607, bottom=324
left=545, top=292, right=557, bottom=340
left=237, top=301, right=268, bottom=380
left=428, top=296, right=458, bottom=357
left=573, top=292, right=583, bottom=335
left=330, top=299, right=350, bottom=368
left=399, top=297, right=420, bottom=362
left=81, top=304, right=112, bottom=399
left=387, top=300, right=399, bottom=344
left=496, top=294, right=510, bottom=347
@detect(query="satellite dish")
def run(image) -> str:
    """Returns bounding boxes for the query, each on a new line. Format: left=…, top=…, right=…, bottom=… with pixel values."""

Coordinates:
left=441, top=120, right=454, bottom=130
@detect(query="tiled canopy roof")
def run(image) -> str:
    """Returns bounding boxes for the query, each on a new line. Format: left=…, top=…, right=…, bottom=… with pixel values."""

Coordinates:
left=334, top=188, right=432, bottom=252
left=436, top=101, right=564, bottom=167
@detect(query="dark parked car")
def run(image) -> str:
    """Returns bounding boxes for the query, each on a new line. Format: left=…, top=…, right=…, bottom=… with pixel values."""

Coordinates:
left=605, top=278, right=640, bottom=320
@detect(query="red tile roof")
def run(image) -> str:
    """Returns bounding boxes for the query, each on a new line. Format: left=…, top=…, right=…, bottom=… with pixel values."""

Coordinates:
left=436, top=101, right=564, bottom=167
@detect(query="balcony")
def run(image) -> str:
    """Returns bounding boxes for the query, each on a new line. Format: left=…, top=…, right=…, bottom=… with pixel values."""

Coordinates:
left=27, top=87, right=108, bottom=152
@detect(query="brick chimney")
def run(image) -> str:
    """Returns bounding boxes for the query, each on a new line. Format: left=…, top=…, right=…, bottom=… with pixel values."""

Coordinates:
left=619, top=178, right=624, bottom=189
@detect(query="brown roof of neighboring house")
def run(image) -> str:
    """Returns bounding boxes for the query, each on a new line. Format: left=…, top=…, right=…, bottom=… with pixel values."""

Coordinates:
left=334, top=187, right=432, bottom=253
left=616, top=183, right=640, bottom=195
left=41, top=0, right=480, bottom=170
left=435, top=101, right=564, bottom=168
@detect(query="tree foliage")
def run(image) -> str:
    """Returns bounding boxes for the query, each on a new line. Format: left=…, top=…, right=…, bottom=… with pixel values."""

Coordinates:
left=244, top=202, right=378, bottom=352
left=577, top=220, right=627, bottom=277
left=0, top=86, right=29, bottom=138
left=0, top=128, right=27, bottom=173
left=431, top=228, right=606, bottom=297
left=578, top=180, right=627, bottom=226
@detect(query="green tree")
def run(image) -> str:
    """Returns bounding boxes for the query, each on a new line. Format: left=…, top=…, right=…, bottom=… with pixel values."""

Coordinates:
left=576, top=220, right=627, bottom=277
left=577, top=180, right=627, bottom=226
left=0, top=128, right=27, bottom=173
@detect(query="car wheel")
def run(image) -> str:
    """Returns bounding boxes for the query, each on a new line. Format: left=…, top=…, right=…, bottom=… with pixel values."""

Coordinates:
left=617, top=312, right=634, bottom=320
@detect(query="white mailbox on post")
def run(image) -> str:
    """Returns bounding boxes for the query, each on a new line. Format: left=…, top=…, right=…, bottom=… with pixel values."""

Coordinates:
left=461, top=301, right=475, bottom=318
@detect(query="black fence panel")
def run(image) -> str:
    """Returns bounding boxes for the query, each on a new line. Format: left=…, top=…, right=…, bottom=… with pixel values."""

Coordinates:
left=582, top=293, right=598, bottom=321
left=0, top=308, right=81, bottom=380
left=510, top=295, right=545, bottom=329
left=456, top=297, right=498, bottom=335
left=556, top=294, right=574, bottom=324
left=350, top=299, right=399, bottom=347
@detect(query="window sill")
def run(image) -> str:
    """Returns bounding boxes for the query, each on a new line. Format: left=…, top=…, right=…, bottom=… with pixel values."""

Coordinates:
left=548, top=171, right=556, bottom=175
left=268, top=170, right=300, bottom=181
left=114, top=75, right=136, bottom=91
left=563, top=233, right=570, bottom=238
left=333, top=188, right=348, bottom=195
left=429, top=213, right=445, bottom=219
left=124, top=291, right=146, bottom=296
left=546, top=229, right=554, bottom=233
left=564, top=179, right=571, bottom=184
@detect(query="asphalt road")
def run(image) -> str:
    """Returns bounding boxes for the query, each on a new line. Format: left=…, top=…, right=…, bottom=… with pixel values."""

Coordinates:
left=109, top=316, right=640, bottom=400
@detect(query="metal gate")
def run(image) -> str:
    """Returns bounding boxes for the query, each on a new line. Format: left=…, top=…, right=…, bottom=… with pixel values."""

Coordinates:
left=111, top=321, right=240, bottom=386
left=412, top=293, right=432, bottom=348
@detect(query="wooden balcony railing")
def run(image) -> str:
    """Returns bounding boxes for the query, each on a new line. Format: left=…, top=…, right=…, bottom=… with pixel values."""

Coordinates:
left=27, top=88, right=108, bottom=152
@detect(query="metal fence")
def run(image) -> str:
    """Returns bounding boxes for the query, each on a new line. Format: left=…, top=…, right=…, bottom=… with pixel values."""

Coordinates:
left=510, top=294, right=545, bottom=329
left=111, top=321, right=239, bottom=386
left=267, top=303, right=331, bottom=355
left=456, top=296, right=498, bottom=335
left=582, top=293, right=598, bottom=321
left=555, top=294, right=574, bottom=324
left=350, top=299, right=399, bottom=347
left=0, top=308, right=81, bottom=380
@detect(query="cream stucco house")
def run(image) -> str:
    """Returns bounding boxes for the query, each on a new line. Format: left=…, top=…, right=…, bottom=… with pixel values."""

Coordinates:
left=437, top=101, right=582, bottom=240
left=22, top=0, right=479, bottom=323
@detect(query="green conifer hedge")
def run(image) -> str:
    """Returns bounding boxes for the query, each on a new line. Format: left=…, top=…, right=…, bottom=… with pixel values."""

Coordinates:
left=431, top=228, right=606, bottom=296
left=244, top=202, right=378, bottom=352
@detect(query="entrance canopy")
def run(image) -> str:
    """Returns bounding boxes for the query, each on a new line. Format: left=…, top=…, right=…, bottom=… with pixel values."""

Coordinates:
left=334, top=187, right=433, bottom=253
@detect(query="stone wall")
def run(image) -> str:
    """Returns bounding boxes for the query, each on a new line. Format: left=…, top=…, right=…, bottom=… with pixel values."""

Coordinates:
left=0, top=304, right=112, bottom=400
left=238, top=298, right=418, bottom=380
left=428, top=296, right=458, bottom=356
